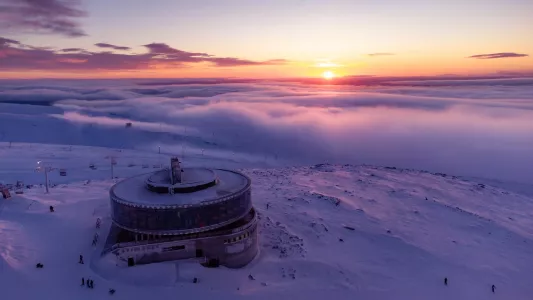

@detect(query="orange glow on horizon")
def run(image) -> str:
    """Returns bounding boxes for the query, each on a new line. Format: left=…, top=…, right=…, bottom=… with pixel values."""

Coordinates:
left=322, top=71, right=335, bottom=80
left=1, top=56, right=533, bottom=79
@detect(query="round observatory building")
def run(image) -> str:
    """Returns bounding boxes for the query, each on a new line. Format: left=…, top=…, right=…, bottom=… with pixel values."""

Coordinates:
left=103, top=158, right=258, bottom=268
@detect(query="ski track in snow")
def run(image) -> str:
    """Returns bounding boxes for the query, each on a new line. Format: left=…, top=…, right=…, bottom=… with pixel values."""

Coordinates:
left=0, top=143, right=533, bottom=299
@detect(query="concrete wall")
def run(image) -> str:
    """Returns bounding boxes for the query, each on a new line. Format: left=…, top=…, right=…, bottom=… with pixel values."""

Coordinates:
left=200, top=217, right=258, bottom=268
left=220, top=223, right=259, bottom=268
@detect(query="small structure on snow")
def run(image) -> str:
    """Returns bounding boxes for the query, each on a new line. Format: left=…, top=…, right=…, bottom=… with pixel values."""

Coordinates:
left=2, top=188, right=12, bottom=199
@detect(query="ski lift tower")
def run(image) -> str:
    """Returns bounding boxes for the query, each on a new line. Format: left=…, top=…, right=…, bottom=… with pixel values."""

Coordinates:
left=36, top=161, right=55, bottom=193
left=105, top=155, right=117, bottom=179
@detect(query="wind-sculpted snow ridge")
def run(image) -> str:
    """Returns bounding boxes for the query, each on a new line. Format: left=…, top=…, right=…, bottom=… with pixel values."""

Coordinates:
left=1, top=146, right=533, bottom=299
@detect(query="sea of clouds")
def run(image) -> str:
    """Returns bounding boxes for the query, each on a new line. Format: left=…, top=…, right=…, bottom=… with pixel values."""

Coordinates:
left=0, top=78, right=532, bottom=183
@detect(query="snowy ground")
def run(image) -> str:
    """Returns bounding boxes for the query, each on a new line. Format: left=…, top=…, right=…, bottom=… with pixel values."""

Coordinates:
left=1, top=143, right=533, bottom=299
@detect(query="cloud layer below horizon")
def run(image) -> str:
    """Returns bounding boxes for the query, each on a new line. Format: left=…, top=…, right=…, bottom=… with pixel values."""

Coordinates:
left=0, top=79, right=532, bottom=183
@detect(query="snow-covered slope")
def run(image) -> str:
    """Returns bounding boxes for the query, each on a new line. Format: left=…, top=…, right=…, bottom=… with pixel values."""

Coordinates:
left=1, top=144, right=532, bottom=300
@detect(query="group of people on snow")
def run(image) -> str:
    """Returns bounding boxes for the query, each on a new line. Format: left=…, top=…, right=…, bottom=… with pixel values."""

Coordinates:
left=81, top=277, right=95, bottom=289
left=444, top=277, right=496, bottom=293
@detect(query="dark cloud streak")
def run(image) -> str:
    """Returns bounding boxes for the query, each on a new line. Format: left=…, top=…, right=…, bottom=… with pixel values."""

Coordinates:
left=143, top=43, right=210, bottom=57
left=367, top=53, right=395, bottom=57
left=208, top=57, right=288, bottom=67
left=468, top=52, right=529, bottom=59
left=95, top=43, right=131, bottom=51
left=60, top=47, right=85, bottom=52
left=0, top=36, right=20, bottom=45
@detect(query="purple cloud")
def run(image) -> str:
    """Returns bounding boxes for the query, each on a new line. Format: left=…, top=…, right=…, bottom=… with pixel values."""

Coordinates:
left=0, top=0, right=87, bottom=37
left=143, top=43, right=211, bottom=58
left=0, top=38, right=288, bottom=71
left=208, top=57, right=288, bottom=67
left=142, top=44, right=287, bottom=67
left=95, top=43, right=131, bottom=51
left=368, top=53, right=395, bottom=57
left=0, top=36, right=20, bottom=45
left=468, top=52, right=529, bottom=59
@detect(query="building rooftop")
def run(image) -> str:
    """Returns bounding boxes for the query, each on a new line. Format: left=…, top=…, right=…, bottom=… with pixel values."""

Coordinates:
left=111, top=168, right=250, bottom=208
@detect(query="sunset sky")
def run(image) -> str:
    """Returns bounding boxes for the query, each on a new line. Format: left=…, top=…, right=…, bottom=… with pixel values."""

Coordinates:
left=1, top=0, right=532, bottom=79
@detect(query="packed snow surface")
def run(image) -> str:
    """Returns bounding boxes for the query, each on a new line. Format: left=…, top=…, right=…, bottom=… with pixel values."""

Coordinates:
left=1, top=143, right=533, bottom=300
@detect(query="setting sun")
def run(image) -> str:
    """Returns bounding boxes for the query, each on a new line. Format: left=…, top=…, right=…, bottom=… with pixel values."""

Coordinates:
left=323, top=71, right=335, bottom=80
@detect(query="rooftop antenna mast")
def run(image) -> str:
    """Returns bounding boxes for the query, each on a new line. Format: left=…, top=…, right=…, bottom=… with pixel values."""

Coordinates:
left=181, top=126, right=188, bottom=159
left=170, top=157, right=182, bottom=184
